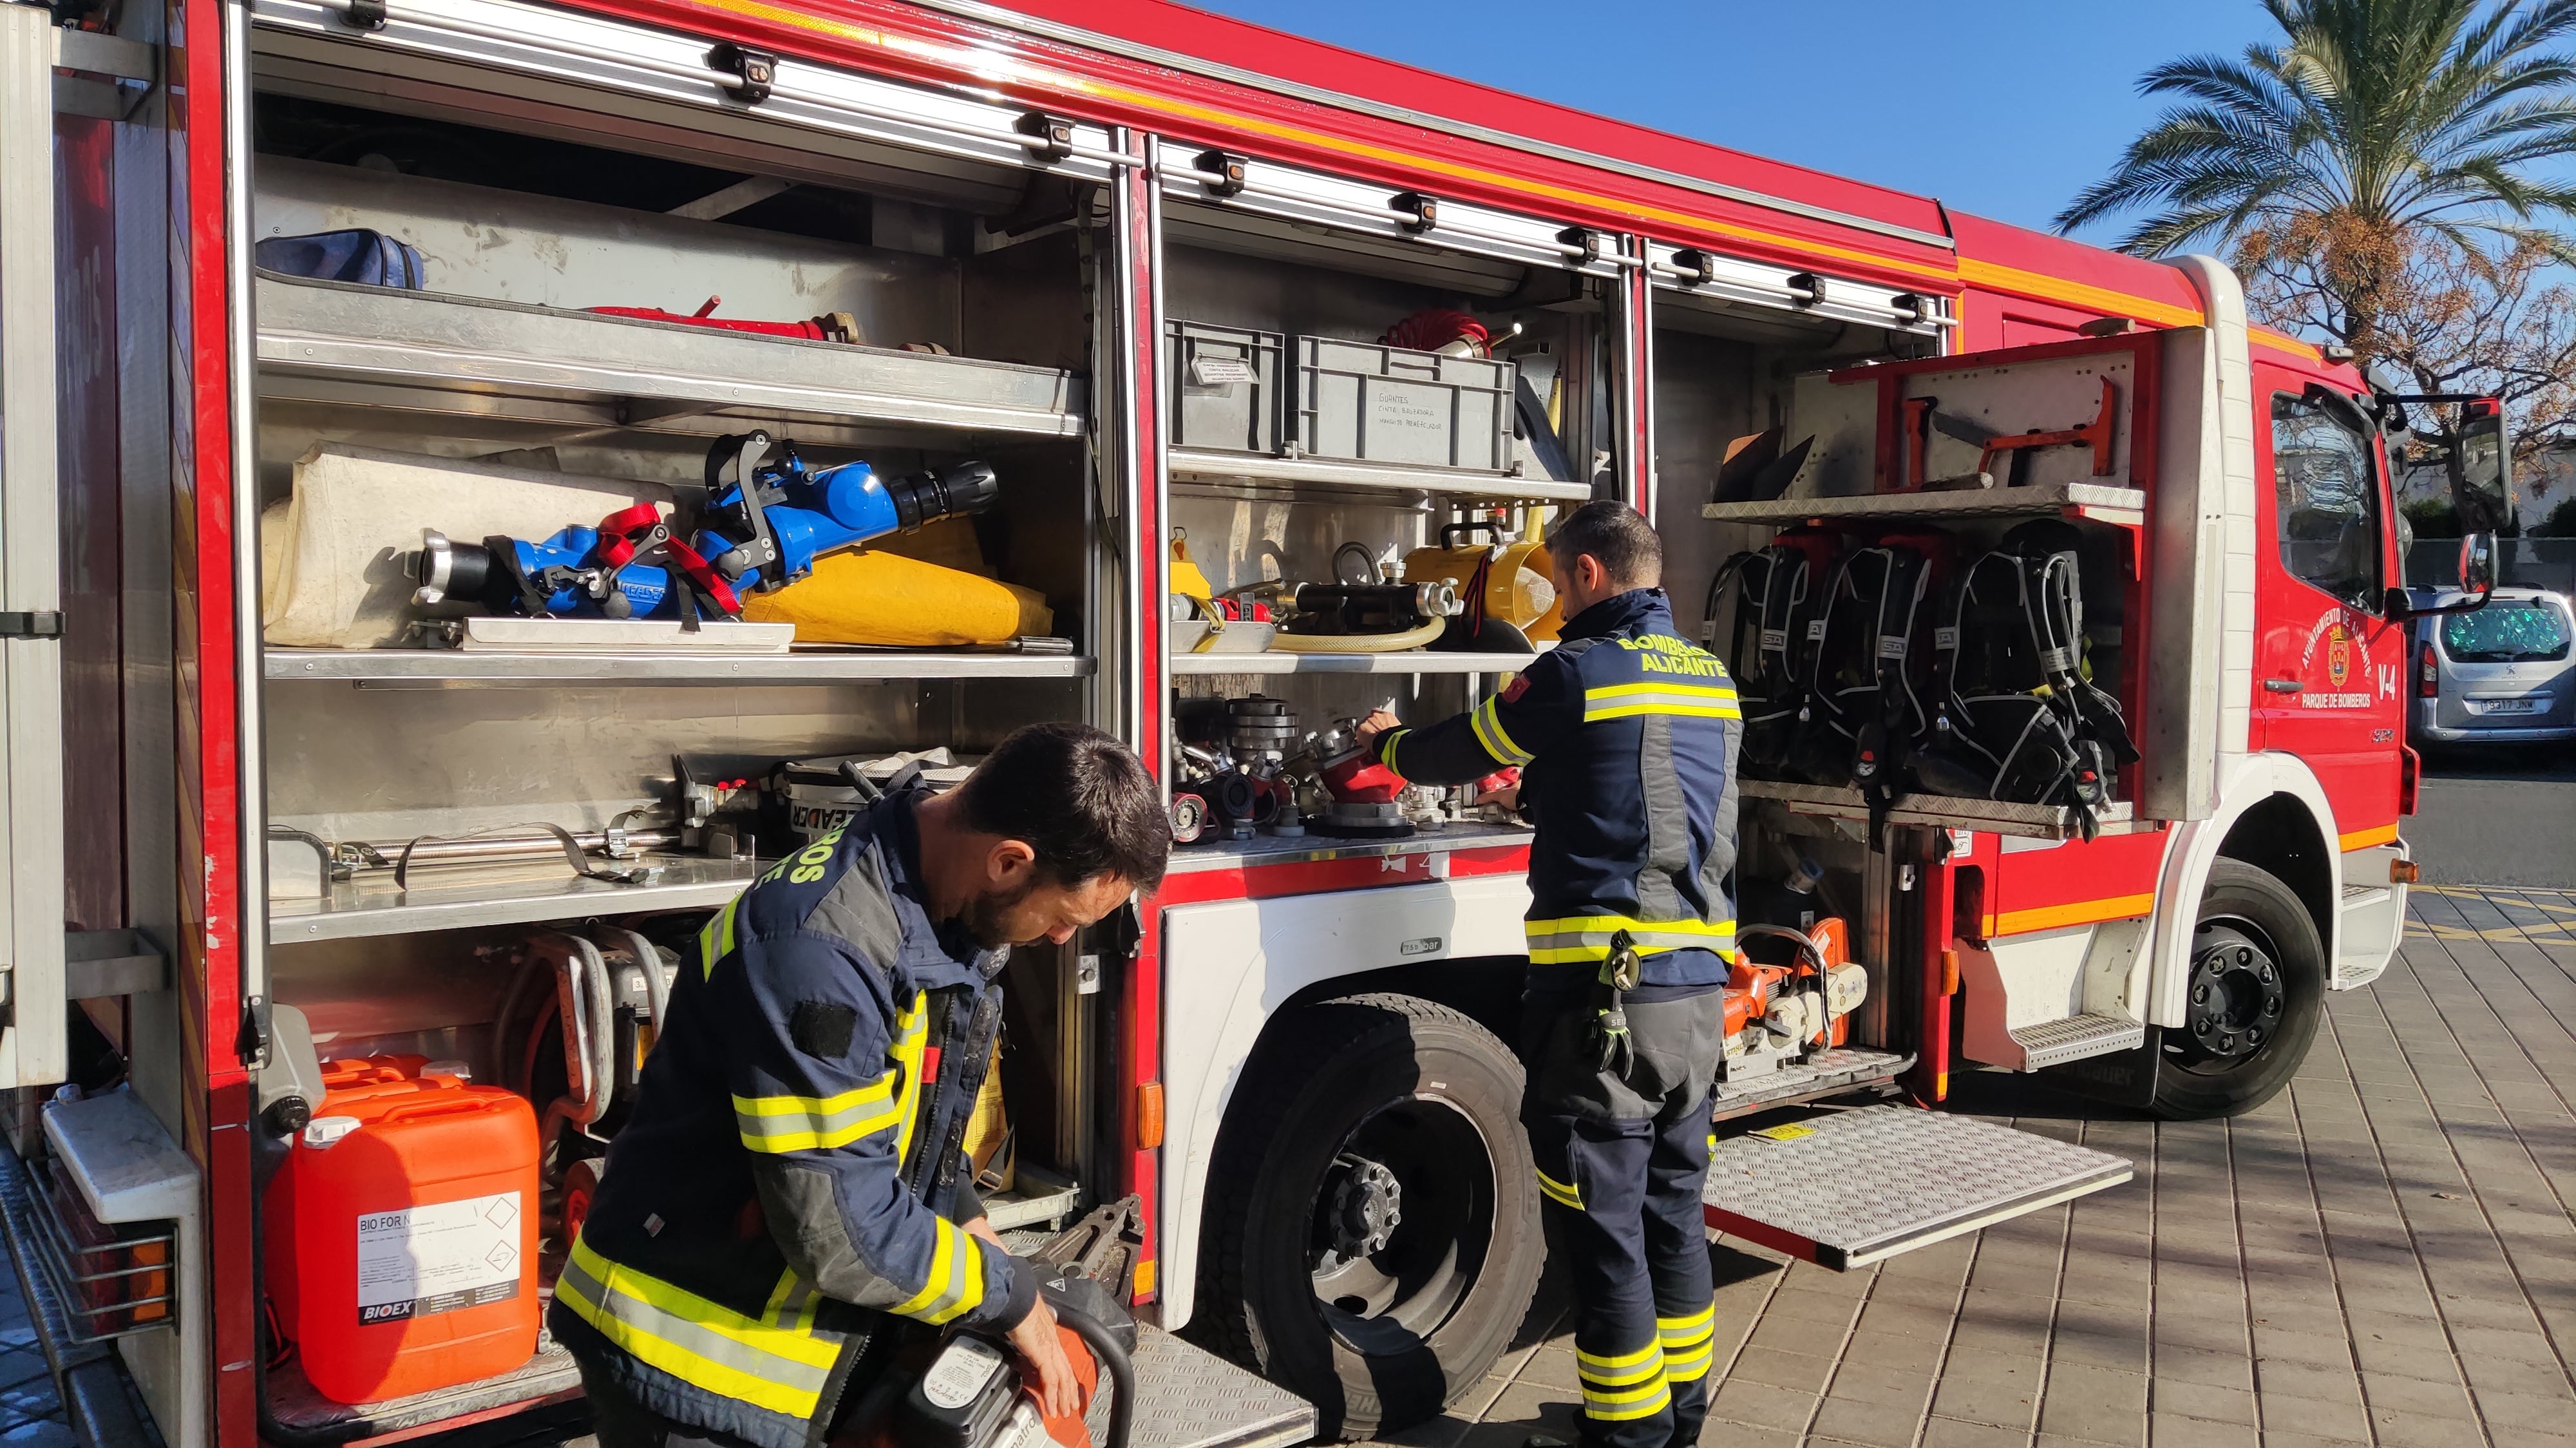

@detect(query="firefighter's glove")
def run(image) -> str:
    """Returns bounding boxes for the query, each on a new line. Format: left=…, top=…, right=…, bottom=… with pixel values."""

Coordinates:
left=1591, top=1005, right=1633, bottom=1077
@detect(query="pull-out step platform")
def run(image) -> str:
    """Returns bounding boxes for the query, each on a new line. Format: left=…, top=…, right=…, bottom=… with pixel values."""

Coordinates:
left=1704, top=1107, right=2132, bottom=1270
left=1713, top=1047, right=1911, bottom=1120
left=1112, top=1328, right=1316, bottom=1448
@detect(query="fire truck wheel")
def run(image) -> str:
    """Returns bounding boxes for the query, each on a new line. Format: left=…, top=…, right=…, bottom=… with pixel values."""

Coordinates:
left=2152, top=859, right=2325, bottom=1119
left=1196, top=992, right=1542, bottom=1439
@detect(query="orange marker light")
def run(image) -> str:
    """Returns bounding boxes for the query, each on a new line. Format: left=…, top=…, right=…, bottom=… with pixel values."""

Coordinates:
left=1135, top=1082, right=1166, bottom=1150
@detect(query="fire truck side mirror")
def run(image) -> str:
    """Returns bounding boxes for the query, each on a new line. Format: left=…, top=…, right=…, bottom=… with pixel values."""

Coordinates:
left=2458, top=532, right=2497, bottom=602
left=2448, top=401, right=2512, bottom=535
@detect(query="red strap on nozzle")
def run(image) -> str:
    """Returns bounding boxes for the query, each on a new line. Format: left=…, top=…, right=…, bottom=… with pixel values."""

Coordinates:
left=590, top=504, right=743, bottom=616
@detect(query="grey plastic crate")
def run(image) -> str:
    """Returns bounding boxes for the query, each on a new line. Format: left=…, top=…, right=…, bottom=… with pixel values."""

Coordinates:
left=1166, top=319, right=1284, bottom=455
left=1291, top=336, right=1516, bottom=473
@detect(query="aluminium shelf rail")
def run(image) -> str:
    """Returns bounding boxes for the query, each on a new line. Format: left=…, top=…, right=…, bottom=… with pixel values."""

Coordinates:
left=1740, top=777, right=2145, bottom=841
left=254, top=272, right=1087, bottom=440
left=1168, top=446, right=1594, bottom=504
left=267, top=649, right=1095, bottom=685
left=1166, top=649, right=1545, bottom=676
left=269, top=855, right=762, bottom=944
left=1704, top=480, right=2148, bottom=529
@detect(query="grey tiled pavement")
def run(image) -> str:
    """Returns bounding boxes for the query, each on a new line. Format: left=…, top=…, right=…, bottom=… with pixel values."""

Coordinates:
left=1370, top=886, right=2576, bottom=1448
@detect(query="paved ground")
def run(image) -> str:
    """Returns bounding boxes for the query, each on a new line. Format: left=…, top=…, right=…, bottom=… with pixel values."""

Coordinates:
left=2406, top=747, right=2576, bottom=890
left=1373, top=885, right=2576, bottom=1448
left=0, top=888, right=2568, bottom=1448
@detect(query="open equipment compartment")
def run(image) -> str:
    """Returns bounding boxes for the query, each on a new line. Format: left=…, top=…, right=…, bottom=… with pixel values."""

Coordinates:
left=1155, top=145, right=1629, bottom=850
left=236, top=0, right=1171, bottom=1437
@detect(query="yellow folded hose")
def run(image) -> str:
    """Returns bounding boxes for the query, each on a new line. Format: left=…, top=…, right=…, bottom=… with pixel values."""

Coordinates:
left=1268, top=616, right=1450, bottom=653
left=743, top=549, right=1052, bottom=645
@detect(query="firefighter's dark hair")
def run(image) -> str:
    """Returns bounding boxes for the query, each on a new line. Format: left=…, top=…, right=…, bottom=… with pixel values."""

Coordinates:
left=958, top=722, right=1170, bottom=890
left=1551, top=499, right=1662, bottom=589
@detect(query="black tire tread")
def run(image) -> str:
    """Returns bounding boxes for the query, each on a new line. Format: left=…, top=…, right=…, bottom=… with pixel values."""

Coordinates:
left=1193, top=991, right=1535, bottom=1438
left=1195, top=991, right=1486, bottom=1366
left=2151, top=857, right=2326, bottom=1120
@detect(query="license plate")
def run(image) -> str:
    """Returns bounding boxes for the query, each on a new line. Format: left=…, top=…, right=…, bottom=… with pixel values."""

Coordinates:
left=2483, top=698, right=2541, bottom=715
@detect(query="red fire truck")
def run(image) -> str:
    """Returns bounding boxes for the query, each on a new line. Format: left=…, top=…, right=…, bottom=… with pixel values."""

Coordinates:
left=0, top=0, right=2511, bottom=1443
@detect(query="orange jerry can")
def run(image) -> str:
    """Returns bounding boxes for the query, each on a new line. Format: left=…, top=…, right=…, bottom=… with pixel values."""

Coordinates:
left=265, top=1067, right=538, bottom=1404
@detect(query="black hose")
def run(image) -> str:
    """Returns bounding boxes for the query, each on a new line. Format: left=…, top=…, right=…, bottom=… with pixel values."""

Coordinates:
left=1048, top=1300, right=1134, bottom=1448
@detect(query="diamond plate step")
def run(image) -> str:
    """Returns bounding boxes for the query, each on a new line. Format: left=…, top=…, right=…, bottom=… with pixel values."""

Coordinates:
left=1705, top=1106, right=2134, bottom=1270
left=1712, top=1047, right=1912, bottom=1120
left=2009, top=1013, right=2146, bottom=1070
left=1115, top=1326, right=1315, bottom=1448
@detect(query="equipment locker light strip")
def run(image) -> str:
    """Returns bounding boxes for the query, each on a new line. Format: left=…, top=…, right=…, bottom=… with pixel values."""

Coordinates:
left=251, top=0, right=1133, bottom=180
left=1164, top=149, right=1636, bottom=278
left=1175, top=154, right=1642, bottom=269
left=1646, top=241, right=1951, bottom=336
left=890, top=0, right=1961, bottom=252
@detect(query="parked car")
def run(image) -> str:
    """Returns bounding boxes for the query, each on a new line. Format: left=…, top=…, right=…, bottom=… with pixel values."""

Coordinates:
left=2405, top=585, right=2576, bottom=746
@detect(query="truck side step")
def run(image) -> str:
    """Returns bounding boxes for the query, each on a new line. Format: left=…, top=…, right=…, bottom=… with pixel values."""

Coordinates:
left=1111, top=1326, right=1314, bottom=1448
left=1705, top=1107, right=2133, bottom=1270
left=1712, top=1047, right=1911, bottom=1121
left=2008, top=1014, right=2146, bottom=1071
left=265, top=1342, right=583, bottom=1442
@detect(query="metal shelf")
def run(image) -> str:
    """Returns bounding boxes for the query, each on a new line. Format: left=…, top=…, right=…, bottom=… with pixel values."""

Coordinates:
left=269, top=854, right=758, bottom=944
left=1703, top=480, right=2146, bottom=528
left=265, top=649, right=1092, bottom=685
left=1166, top=819, right=1531, bottom=875
left=1168, top=446, right=1592, bottom=502
left=1168, top=649, right=1542, bottom=675
left=1740, top=777, right=2146, bottom=841
left=254, top=272, right=1086, bottom=439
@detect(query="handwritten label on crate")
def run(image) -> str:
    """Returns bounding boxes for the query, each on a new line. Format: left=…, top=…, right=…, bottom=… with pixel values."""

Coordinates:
left=355, top=1192, right=522, bottom=1324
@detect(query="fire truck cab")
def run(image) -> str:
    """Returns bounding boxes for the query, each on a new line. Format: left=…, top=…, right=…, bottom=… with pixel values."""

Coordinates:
left=0, top=0, right=2511, bottom=1443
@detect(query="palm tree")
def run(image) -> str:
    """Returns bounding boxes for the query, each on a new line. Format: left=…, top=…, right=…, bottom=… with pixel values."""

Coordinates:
left=2054, top=0, right=2576, bottom=363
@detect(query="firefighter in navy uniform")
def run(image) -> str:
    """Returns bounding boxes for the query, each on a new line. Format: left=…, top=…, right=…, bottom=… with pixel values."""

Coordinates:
left=552, top=723, right=1171, bottom=1448
left=1359, top=502, right=1739, bottom=1448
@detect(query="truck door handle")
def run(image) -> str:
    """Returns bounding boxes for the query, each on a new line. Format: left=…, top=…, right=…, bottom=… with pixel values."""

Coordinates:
left=2264, top=678, right=2304, bottom=694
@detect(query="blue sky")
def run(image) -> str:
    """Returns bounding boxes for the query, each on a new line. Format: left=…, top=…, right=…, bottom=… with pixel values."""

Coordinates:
left=1192, top=0, right=2276, bottom=243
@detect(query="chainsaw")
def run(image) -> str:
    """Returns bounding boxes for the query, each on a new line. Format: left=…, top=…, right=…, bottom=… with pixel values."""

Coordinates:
left=844, top=1200, right=1142, bottom=1448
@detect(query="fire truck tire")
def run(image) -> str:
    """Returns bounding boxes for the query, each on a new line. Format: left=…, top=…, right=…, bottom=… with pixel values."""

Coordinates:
left=1195, top=992, right=1542, bottom=1439
left=2150, top=859, right=2325, bottom=1119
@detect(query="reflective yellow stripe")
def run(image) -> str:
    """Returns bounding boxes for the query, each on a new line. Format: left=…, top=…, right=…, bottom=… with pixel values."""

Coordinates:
left=1657, top=1304, right=1716, bottom=1342
left=1524, top=915, right=1738, bottom=963
left=555, top=1236, right=840, bottom=1420
left=1535, top=1168, right=1584, bottom=1211
left=1582, top=1384, right=1672, bottom=1422
left=1376, top=727, right=1410, bottom=779
left=1662, top=1344, right=1714, bottom=1383
left=888, top=994, right=930, bottom=1167
left=732, top=1072, right=904, bottom=1154
left=1658, top=1305, right=1716, bottom=1380
left=699, top=897, right=740, bottom=980
left=1588, top=681, right=1741, bottom=701
left=888, top=1219, right=989, bottom=1326
left=1576, top=1340, right=1662, bottom=1372
left=1577, top=1343, right=1672, bottom=1421
left=1582, top=680, right=1741, bottom=723
left=1470, top=697, right=1532, bottom=765
left=1578, top=1353, right=1665, bottom=1387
